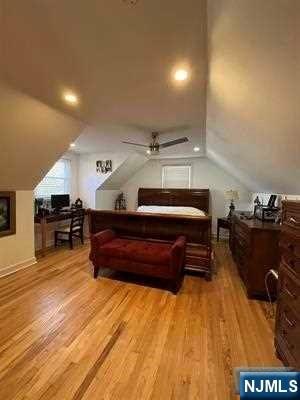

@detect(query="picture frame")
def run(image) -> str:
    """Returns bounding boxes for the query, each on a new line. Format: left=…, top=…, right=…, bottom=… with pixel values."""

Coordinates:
left=0, top=191, right=16, bottom=238
left=96, top=160, right=113, bottom=174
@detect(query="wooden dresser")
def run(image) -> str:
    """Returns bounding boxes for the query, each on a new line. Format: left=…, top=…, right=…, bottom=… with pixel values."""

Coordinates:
left=230, top=213, right=281, bottom=299
left=275, top=201, right=300, bottom=368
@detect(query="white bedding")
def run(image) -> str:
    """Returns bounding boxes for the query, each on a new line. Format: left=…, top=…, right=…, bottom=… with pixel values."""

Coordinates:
left=137, top=205, right=205, bottom=217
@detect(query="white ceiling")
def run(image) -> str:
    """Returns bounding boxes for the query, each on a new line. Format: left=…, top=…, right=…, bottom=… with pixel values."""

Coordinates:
left=1, top=0, right=299, bottom=194
left=207, top=0, right=300, bottom=194
left=73, top=125, right=205, bottom=157
left=1, top=0, right=207, bottom=157
left=0, top=81, right=84, bottom=190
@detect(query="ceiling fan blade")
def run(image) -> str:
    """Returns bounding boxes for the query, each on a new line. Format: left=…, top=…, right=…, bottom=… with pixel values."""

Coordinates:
left=122, top=141, right=149, bottom=148
left=159, top=124, right=191, bottom=135
left=160, top=137, right=189, bottom=148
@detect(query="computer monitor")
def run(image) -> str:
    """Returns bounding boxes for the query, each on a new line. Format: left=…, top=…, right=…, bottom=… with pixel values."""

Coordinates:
left=51, top=194, right=70, bottom=210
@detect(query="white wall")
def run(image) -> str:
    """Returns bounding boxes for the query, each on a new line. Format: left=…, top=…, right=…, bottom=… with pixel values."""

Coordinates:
left=96, top=190, right=121, bottom=211
left=0, top=191, right=35, bottom=276
left=78, top=152, right=129, bottom=208
left=121, top=157, right=251, bottom=233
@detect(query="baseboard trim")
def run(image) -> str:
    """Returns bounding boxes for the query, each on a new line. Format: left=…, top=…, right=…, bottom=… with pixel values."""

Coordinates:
left=0, top=257, right=37, bottom=279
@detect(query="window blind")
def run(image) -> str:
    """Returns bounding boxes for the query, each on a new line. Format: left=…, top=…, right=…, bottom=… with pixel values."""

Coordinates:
left=35, top=159, right=71, bottom=198
left=162, top=165, right=191, bottom=189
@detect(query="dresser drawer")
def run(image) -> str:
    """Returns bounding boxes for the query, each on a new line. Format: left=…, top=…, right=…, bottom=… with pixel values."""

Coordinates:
left=280, top=231, right=300, bottom=259
left=279, top=265, right=300, bottom=317
left=277, top=304, right=300, bottom=363
left=275, top=335, right=298, bottom=368
left=282, top=201, right=300, bottom=229
left=235, top=234, right=250, bottom=253
left=235, top=245, right=248, bottom=281
left=235, top=223, right=250, bottom=245
left=281, top=252, right=300, bottom=277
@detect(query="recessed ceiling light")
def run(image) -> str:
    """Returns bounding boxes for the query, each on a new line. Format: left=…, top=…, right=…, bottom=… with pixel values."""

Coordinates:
left=70, top=143, right=76, bottom=148
left=63, top=92, right=79, bottom=105
left=146, top=149, right=151, bottom=155
left=193, top=146, right=200, bottom=152
left=174, top=69, right=189, bottom=82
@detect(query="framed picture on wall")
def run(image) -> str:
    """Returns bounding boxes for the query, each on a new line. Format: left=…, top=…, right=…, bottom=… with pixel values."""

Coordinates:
left=96, top=160, right=113, bottom=174
left=0, top=192, right=16, bottom=238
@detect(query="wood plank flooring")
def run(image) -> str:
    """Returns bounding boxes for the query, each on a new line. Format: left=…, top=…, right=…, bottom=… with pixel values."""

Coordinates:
left=0, top=241, right=281, bottom=400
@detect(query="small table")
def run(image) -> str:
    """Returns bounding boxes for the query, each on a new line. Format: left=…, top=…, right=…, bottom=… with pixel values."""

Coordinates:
left=217, top=217, right=231, bottom=241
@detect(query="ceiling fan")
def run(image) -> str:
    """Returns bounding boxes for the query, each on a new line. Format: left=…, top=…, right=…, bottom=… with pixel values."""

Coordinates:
left=122, top=132, right=189, bottom=155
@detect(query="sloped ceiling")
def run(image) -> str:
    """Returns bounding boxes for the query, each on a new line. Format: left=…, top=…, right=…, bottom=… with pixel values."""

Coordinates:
left=1, top=0, right=207, bottom=157
left=1, top=0, right=299, bottom=193
left=207, top=0, right=300, bottom=194
left=0, top=81, right=84, bottom=190
left=100, top=153, right=148, bottom=190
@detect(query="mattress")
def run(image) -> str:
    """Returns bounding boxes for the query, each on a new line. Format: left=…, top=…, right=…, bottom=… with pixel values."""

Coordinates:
left=137, top=205, right=205, bottom=217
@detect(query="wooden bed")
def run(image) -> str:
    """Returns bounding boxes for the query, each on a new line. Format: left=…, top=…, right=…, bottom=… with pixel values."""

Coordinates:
left=88, top=188, right=212, bottom=279
left=138, top=188, right=209, bottom=211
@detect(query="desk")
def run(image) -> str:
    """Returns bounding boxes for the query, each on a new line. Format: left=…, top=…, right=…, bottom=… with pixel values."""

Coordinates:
left=35, top=212, right=73, bottom=257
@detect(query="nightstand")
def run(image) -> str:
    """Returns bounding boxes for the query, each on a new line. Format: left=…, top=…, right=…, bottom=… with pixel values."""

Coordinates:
left=217, top=217, right=231, bottom=241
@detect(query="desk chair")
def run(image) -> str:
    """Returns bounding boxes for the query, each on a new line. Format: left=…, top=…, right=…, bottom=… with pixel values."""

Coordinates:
left=54, top=209, right=85, bottom=249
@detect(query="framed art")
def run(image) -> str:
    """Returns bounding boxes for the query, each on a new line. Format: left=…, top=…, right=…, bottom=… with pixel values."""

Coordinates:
left=0, top=191, right=16, bottom=238
left=96, top=160, right=113, bottom=174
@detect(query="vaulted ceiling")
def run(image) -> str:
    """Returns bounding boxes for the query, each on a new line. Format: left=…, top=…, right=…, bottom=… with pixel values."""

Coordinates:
left=1, top=0, right=207, bottom=159
left=0, top=80, right=84, bottom=190
left=0, top=0, right=299, bottom=193
left=207, top=0, right=300, bottom=194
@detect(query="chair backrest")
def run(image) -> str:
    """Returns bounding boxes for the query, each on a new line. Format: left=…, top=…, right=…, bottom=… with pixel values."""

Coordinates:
left=70, top=209, right=85, bottom=232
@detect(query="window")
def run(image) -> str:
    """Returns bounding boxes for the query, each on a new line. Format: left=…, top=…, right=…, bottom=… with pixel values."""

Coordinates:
left=35, top=159, right=71, bottom=198
left=162, top=165, right=191, bottom=189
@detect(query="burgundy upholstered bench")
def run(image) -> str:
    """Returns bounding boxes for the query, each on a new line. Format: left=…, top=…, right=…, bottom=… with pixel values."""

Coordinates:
left=89, top=229, right=186, bottom=293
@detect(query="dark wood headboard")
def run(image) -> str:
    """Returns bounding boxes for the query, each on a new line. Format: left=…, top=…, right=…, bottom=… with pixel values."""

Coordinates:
left=138, top=188, right=209, bottom=213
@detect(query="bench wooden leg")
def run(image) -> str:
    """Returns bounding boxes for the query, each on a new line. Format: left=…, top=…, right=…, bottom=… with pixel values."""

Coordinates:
left=205, top=271, right=212, bottom=281
left=171, top=276, right=182, bottom=294
left=94, top=266, right=100, bottom=279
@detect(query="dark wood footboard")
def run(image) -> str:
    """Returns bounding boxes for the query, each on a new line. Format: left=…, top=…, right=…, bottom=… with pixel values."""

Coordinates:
left=88, top=210, right=212, bottom=278
left=88, top=210, right=210, bottom=243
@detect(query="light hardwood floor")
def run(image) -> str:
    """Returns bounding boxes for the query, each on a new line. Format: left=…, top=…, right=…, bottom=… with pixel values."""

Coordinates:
left=0, top=242, right=281, bottom=400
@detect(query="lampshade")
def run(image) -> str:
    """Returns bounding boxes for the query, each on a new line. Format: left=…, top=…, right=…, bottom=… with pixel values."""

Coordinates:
left=225, top=190, right=239, bottom=201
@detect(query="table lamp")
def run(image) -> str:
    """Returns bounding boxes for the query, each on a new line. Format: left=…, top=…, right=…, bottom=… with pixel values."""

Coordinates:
left=225, top=190, right=239, bottom=219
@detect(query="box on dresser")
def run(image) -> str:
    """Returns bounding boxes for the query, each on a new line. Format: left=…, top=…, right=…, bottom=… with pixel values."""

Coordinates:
left=230, top=212, right=281, bottom=299
left=275, top=201, right=300, bottom=369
